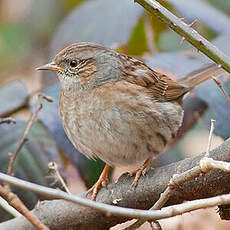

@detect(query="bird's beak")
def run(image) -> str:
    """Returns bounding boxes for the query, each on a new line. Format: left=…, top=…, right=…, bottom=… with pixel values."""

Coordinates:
left=36, top=61, right=64, bottom=72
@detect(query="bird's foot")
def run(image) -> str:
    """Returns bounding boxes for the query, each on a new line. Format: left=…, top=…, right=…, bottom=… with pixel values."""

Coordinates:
left=87, top=164, right=110, bottom=200
left=129, top=158, right=151, bottom=187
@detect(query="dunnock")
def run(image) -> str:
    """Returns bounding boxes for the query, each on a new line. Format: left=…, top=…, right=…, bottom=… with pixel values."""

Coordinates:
left=37, top=42, right=225, bottom=200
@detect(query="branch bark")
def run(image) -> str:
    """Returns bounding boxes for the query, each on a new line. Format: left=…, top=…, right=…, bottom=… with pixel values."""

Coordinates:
left=1, top=138, right=230, bottom=230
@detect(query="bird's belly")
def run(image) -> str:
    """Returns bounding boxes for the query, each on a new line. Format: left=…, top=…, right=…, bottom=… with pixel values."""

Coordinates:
left=62, top=112, right=159, bottom=166
left=60, top=93, right=183, bottom=166
left=60, top=87, right=183, bottom=165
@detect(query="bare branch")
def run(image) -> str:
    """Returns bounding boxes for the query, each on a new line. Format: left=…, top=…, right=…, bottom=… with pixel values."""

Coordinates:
left=124, top=166, right=203, bottom=230
left=135, top=0, right=230, bottom=73
left=0, top=185, right=49, bottom=230
left=1, top=138, right=230, bottom=229
left=126, top=119, right=218, bottom=229
left=1, top=172, right=230, bottom=223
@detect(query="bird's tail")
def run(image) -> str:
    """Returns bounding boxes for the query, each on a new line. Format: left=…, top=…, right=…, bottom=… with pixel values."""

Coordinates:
left=178, top=63, right=227, bottom=89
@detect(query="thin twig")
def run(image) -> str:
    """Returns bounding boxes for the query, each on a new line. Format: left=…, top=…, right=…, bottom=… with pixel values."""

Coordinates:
left=1, top=172, right=230, bottom=222
left=212, top=76, right=230, bottom=104
left=0, top=185, right=49, bottom=230
left=205, top=119, right=215, bottom=157
left=0, top=196, right=21, bottom=217
left=5, top=93, right=53, bottom=184
left=188, top=19, right=198, bottom=28
left=47, top=162, right=71, bottom=194
left=0, top=93, right=53, bottom=228
left=135, top=0, right=230, bottom=73
left=6, top=138, right=28, bottom=179
left=124, top=166, right=202, bottom=230
left=0, top=117, right=16, bottom=125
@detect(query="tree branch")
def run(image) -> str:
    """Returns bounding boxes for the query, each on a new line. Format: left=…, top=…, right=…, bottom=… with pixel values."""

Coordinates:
left=0, top=185, right=49, bottom=230
left=1, top=138, right=230, bottom=229
left=125, top=119, right=219, bottom=229
left=135, top=0, right=230, bottom=73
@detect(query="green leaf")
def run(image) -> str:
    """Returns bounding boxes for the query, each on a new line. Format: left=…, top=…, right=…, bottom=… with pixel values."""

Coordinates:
left=127, top=17, right=148, bottom=56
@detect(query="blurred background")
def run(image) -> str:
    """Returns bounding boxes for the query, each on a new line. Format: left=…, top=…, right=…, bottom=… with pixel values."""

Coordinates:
left=0, top=0, right=230, bottom=229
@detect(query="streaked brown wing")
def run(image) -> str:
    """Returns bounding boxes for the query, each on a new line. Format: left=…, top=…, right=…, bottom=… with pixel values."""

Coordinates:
left=119, top=54, right=188, bottom=101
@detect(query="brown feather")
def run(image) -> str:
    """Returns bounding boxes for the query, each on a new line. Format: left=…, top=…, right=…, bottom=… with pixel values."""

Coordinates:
left=178, top=63, right=226, bottom=89
left=119, top=54, right=188, bottom=101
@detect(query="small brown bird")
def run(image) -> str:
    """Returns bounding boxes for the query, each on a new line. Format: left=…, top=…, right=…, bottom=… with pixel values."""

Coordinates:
left=37, top=42, right=225, bottom=200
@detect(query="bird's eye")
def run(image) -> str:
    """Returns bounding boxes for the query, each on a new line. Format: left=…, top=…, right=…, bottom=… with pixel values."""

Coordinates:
left=70, top=60, right=78, bottom=67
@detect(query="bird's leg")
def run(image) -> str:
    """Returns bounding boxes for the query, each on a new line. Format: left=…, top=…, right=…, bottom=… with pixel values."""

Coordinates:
left=130, top=158, right=152, bottom=187
left=87, top=164, right=110, bottom=200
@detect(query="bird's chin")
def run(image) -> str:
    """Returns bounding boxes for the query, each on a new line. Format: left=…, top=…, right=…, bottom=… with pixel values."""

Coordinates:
left=58, top=77, right=85, bottom=96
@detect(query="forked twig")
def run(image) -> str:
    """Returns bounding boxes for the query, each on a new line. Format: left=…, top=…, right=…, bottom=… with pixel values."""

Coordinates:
left=47, top=162, right=71, bottom=194
left=5, top=93, right=53, bottom=182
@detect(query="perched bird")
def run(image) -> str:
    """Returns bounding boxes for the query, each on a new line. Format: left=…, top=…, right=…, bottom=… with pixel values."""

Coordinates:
left=37, top=42, right=225, bottom=200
